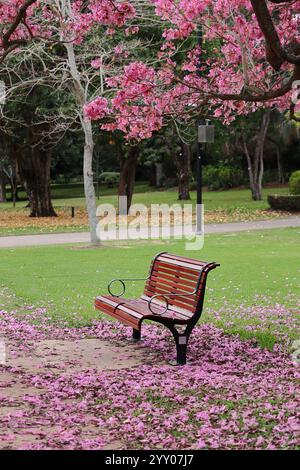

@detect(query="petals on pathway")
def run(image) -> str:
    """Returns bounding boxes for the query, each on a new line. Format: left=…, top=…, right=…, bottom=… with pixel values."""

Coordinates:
left=0, top=307, right=299, bottom=450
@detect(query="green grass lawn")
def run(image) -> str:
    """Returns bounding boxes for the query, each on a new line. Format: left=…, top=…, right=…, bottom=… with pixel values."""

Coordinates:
left=0, top=184, right=291, bottom=237
left=0, top=227, right=299, bottom=348
left=1, top=181, right=153, bottom=208
left=1, top=182, right=289, bottom=210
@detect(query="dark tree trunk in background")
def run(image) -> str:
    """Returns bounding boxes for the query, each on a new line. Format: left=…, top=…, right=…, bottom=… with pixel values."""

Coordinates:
left=16, top=145, right=57, bottom=217
left=8, top=158, right=18, bottom=206
left=275, top=145, right=285, bottom=184
left=10, top=170, right=18, bottom=207
left=241, top=109, right=271, bottom=201
left=118, top=146, right=139, bottom=213
left=0, top=136, right=18, bottom=205
left=175, top=142, right=191, bottom=200
left=13, top=86, right=57, bottom=218
left=0, top=166, right=6, bottom=202
left=148, top=164, right=157, bottom=187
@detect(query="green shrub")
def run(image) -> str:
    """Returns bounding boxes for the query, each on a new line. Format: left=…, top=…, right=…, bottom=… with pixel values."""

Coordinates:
left=54, top=174, right=69, bottom=184
left=202, top=166, right=219, bottom=190
left=263, top=170, right=277, bottom=184
left=289, top=171, right=300, bottom=195
left=219, top=167, right=244, bottom=188
left=163, top=177, right=178, bottom=189
left=262, top=169, right=289, bottom=184
left=202, top=165, right=244, bottom=190
left=99, top=172, right=120, bottom=187
left=268, top=194, right=300, bottom=212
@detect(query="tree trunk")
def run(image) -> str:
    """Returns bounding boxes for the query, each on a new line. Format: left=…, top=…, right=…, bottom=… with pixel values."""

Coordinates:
left=241, top=109, right=271, bottom=201
left=148, top=164, right=156, bottom=187
left=275, top=145, right=284, bottom=184
left=0, top=166, right=6, bottom=202
left=83, top=118, right=99, bottom=244
left=10, top=158, right=19, bottom=206
left=175, top=142, right=191, bottom=200
left=17, top=147, right=57, bottom=217
left=256, top=109, right=271, bottom=200
left=251, top=182, right=262, bottom=201
left=65, top=40, right=99, bottom=244
left=118, top=146, right=139, bottom=213
left=11, top=172, right=18, bottom=207
left=2, top=162, right=18, bottom=205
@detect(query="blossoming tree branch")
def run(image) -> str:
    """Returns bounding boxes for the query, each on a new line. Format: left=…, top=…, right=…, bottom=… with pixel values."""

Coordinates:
left=0, top=0, right=140, bottom=240
left=0, top=0, right=299, bottom=238
left=84, top=0, right=299, bottom=139
left=1, top=1, right=299, bottom=134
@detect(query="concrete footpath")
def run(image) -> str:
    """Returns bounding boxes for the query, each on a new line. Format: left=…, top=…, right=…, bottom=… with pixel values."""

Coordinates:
left=0, top=216, right=299, bottom=248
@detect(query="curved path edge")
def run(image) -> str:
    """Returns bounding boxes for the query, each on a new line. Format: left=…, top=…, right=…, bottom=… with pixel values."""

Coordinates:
left=0, top=216, right=299, bottom=248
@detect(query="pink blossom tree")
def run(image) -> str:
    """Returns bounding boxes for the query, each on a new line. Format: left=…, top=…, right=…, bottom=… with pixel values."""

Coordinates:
left=83, top=1, right=299, bottom=200
left=0, top=0, right=141, bottom=240
left=1, top=1, right=299, bottom=215
left=85, top=0, right=299, bottom=141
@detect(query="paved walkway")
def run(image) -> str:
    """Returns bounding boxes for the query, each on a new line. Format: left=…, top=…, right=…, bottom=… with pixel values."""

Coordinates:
left=1, top=334, right=148, bottom=450
left=0, top=216, right=299, bottom=248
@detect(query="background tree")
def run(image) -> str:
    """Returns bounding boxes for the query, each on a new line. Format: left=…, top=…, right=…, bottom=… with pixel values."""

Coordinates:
left=0, top=61, right=71, bottom=216
left=1, top=0, right=165, bottom=240
left=237, top=109, right=272, bottom=201
left=0, top=158, right=7, bottom=202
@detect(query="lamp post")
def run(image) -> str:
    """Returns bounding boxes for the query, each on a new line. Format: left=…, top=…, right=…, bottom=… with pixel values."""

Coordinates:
left=196, top=24, right=214, bottom=234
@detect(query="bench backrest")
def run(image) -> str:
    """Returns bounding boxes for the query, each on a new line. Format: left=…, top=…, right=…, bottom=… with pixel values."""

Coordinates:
left=143, top=252, right=219, bottom=319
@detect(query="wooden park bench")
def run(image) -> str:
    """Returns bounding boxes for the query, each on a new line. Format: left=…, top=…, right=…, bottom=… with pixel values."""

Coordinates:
left=95, top=252, right=219, bottom=365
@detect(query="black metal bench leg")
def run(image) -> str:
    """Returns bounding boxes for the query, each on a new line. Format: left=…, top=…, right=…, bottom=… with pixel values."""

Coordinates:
left=176, top=336, right=187, bottom=365
left=168, top=329, right=189, bottom=366
left=132, top=328, right=141, bottom=342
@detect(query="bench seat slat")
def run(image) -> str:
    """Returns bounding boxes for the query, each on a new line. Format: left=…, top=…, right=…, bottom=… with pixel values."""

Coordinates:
left=140, top=294, right=192, bottom=319
left=95, top=295, right=193, bottom=324
left=95, top=298, right=140, bottom=329
left=143, top=293, right=197, bottom=313
left=118, top=300, right=192, bottom=322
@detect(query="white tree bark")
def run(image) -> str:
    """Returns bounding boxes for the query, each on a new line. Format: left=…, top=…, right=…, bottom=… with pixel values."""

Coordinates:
left=241, top=109, right=271, bottom=201
left=64, top=39, right=99, bottom=244
left=82, top=118, right=99, bottom=244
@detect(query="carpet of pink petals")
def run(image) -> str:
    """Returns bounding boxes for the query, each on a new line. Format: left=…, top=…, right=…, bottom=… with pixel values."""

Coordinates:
left=0, top=304, right=299, bottom=450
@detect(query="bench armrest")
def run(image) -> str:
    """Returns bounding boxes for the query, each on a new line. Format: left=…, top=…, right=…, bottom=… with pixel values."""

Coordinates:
left=148, top=290, right=197, bottom=315
left=108, top=276, right=149, bottom=297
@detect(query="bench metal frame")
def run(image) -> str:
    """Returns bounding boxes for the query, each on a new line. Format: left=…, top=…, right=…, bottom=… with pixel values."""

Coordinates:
left=96, top=252, right=219, bottom=365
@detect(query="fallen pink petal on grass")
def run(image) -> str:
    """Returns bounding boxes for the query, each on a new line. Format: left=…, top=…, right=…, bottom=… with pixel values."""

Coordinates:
left=0, top=305, right=299, bottom=450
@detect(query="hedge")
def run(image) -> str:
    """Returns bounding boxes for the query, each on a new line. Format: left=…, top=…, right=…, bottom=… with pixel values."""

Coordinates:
left=202, top=165, right=245, bottom=191
left=99, top=172, right=120, bottom=187
left=268, top=194, right=300, bottom=212
left=289, top=171, right=300, bottom=195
